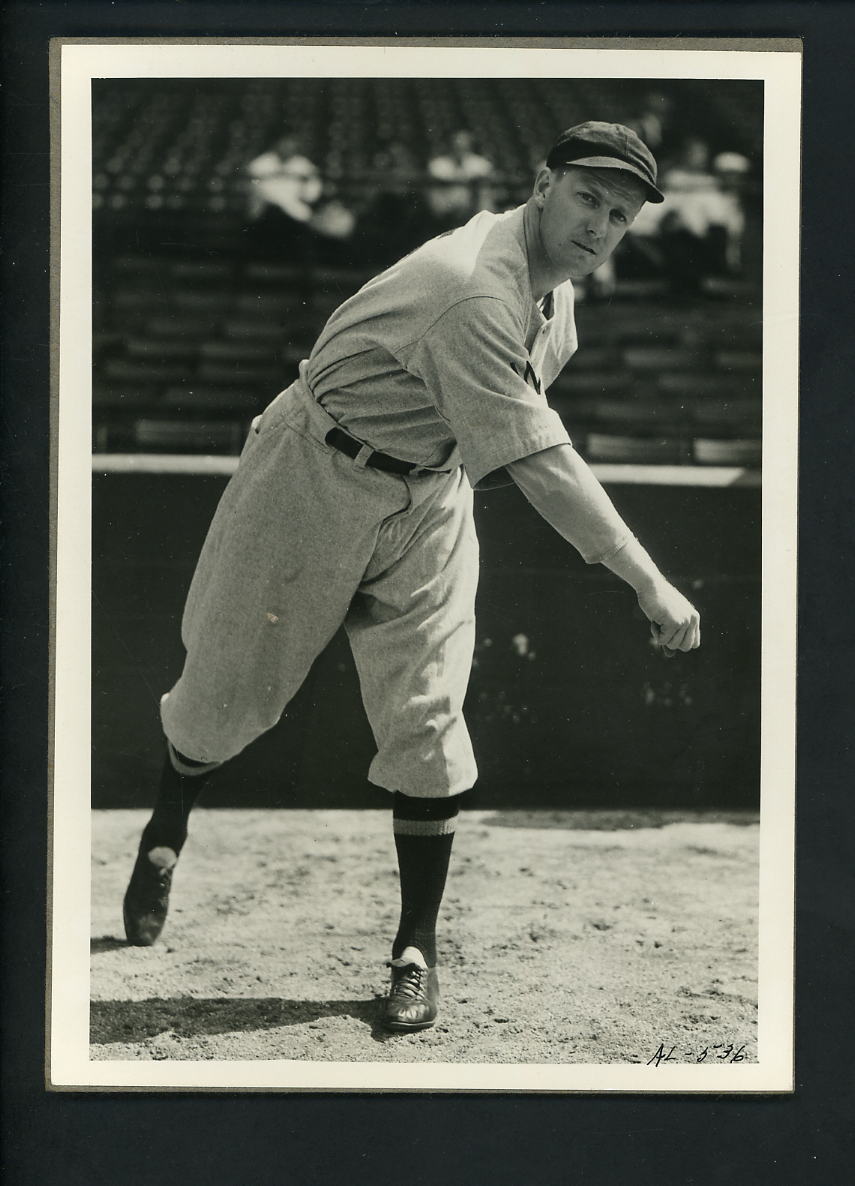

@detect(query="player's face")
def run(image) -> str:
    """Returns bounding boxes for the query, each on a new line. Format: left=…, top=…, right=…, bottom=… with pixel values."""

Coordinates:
left=534, top=166, right=646, bottom=278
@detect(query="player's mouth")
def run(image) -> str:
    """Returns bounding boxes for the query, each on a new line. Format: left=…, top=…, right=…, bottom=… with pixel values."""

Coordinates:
left=571, top=240, right=597, bottom=255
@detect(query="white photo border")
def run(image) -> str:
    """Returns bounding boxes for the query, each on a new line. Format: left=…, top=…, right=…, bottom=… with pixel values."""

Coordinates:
left=50, top=38, right=801, bottom=1092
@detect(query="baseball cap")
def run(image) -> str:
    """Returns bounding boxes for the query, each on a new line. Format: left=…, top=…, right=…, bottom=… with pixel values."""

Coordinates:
left=546, top=121, right=665, bottom=203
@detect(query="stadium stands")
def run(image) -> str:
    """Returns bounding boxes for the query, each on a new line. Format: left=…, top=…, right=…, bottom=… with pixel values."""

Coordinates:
left=92, top=76, right=761, bottom=218
left=92, top=78, right=763, bottom=467
left=93, top=255, right=762, bottom=463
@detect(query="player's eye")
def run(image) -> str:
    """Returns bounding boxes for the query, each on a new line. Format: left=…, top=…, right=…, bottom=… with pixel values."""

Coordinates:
left=578, top=191, right=596, bottom=205
left=611, top=210, right=627, bottom=225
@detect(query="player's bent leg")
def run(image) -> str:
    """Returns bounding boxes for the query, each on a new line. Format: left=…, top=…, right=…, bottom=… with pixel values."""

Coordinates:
left=123, top=742, right=221, bottom=947
left=383, top=792, right=462, bottom=1032
left=126, top=406, right=411, bottom=946
left=160, top=397, right=411, bottom=767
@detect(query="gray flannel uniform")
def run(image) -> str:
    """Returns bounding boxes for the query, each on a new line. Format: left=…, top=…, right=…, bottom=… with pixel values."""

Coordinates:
left=161, top=200, right=578, bottom=796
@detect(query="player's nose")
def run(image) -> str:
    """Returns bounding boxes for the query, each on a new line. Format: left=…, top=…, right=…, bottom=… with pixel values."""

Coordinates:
left=586, top=211, right=608, bottom=239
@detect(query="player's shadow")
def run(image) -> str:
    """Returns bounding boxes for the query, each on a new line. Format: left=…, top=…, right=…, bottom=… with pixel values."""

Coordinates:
left=484, top=809, right=759, bottom=830
left=91, top=936, right=127, bottom=954
left=90, top=996, right=395, bottom=1045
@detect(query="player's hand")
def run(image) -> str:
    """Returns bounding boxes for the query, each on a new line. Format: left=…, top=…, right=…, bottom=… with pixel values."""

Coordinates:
left=636, top=578, right=701, bottom=654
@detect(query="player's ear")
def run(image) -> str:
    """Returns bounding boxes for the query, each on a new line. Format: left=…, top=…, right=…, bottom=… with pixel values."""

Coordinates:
left=532, top=167, right=554, bottom=208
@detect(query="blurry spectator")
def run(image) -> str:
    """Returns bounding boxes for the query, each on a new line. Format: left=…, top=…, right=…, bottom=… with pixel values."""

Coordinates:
left=246, top=133, right=323, bottom=223
left=635, top=137, right=740, bottom=295
left=712, top=151, right=751, bottom=272
left=358, top=138, right=431, bottom=265
left=661, top=136, right=718, bottom=220
left=426, top=130, right=496, bottom=228
left=628, top=90, right=675, bottom=157
left=246, top=133, right=357, bottom=262
left=373, top=138, right=421, bottom=197
left=613, top=139, right=754, bottom=295
left=245, top=133, right=323, bottom=260
left=311, top=191, right=357, bottom=241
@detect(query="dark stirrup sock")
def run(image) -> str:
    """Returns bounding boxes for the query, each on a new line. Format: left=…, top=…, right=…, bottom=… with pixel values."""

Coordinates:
left=391, top=791, right=462, bottom=968
left=139, top=744, right=218, bottom=857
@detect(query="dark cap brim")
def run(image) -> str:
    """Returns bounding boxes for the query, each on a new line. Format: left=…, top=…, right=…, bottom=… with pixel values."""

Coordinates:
left=558, top=154, right=665, bottom=203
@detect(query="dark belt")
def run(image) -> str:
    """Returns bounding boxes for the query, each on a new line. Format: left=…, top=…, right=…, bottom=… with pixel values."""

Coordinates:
left=325, top=426, right=419, bottom=475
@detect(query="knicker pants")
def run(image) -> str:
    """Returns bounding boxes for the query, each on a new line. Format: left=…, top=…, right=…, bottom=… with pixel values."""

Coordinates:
left=160, top=380, right=480, bottom=798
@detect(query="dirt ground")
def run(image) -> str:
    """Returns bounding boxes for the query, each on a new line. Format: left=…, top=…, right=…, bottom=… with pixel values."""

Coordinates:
left=90, top=808, right=758, bottom=1065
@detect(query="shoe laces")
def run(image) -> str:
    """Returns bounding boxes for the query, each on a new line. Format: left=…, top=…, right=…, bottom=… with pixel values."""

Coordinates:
left=386, top=961, right=428, bottom=1000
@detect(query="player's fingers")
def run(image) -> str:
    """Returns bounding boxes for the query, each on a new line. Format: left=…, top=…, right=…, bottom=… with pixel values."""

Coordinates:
left=667, top=622, right=693, bottom=652
left=650, top=622, right=674, bottom=651
left=656, top=620, right=685, bottom=650
left=687, top=612, right=702, bottom=651
left=685, top=618, right=701, bottom=650
left=651, top=621, right=680, bottom=656
left=678, top=619, right=702, bottom=652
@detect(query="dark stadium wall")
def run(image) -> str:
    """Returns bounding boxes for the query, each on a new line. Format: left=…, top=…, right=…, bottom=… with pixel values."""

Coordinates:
left=92, top=473, right=760, bottom=810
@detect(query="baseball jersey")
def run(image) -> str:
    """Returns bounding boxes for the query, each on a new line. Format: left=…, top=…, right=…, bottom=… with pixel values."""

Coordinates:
left=304, top=200, right=578, bottom=489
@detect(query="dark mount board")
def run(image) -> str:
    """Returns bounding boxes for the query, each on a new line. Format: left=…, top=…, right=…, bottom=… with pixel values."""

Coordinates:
left=3, top=4, right=852, bottom=1186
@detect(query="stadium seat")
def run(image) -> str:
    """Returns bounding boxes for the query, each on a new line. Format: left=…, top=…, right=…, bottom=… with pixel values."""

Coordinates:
left=565, top=347, right=619, bottom=372
left=93, top=331, right=123, bottom=359
left=715, top=350, right=763, bottom=372
left=609, top=279, right=670, bottom=302
left=222, top=317, right=286, bottom=342
left=281, top=343, right=312, bottom=366
left=235, top=291, right=302, bottom=317
left=93, top=383, right=160, bottom=409
left=162, top=385, right=264, bottom=412
left=124, top=337, right=199, bottom=361
left=199, top=339, right=279, bottom=363
left=112, top=255, right=164, bottom=277
left=134, top=418, right=243, bottom=453
left=585, top=433, right=689, bottom=464
left=170, top=260, right=236, bottom=282
left=614, top=327, right=684, bottom=349
left=693, top=438, right=762, bottom=466
left=551, top=370, right=634, bottom=397
left=311, top=265, right=370, bottom=292
left=623, top=346, right=700, bottom=371
left=145, top=314, right=222, bottom=339
left=590, top=399, right=690, bottom=432
left=692, top=401, right=762, bottom=432
left=657, top=372, right=738, bottom=399
left=113, top=288, right=168, bottom=313
left=310, top=292, right=349, bottom=322
left=172, top=288, right=234, bottom=313
left=196, top=360, right=280, bottom=386
left=569, top=321, right=616, bottom=349
left=244, top=262, right=307, bottom=287
left=551, top=397, right=614, bottom=426
left=101, top=358, right=193, bottom=385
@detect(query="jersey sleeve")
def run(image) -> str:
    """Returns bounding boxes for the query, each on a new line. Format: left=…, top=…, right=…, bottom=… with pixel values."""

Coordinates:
left=404, top=295, right=571, bottom=489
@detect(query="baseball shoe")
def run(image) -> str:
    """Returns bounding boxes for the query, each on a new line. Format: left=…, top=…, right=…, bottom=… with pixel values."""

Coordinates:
left=122, top=842, right=179, bottom=946
left=383, top=959, right=440, bottom=1032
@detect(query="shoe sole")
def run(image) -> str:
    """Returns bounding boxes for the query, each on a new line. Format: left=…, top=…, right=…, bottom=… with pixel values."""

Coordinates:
left=383, top=1014, right=438, bottom=1033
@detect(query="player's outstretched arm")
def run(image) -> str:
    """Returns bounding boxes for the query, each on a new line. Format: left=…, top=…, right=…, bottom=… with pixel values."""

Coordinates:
left=507, top=444, right=700, bottom=653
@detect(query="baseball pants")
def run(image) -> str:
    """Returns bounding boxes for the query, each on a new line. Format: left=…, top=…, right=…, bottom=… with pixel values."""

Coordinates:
left=160, top=378, right=480, bottom=798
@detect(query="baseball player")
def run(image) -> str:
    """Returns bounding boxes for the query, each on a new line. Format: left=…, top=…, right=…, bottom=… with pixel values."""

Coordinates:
left=123, top=122, right=701, bottom=1033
